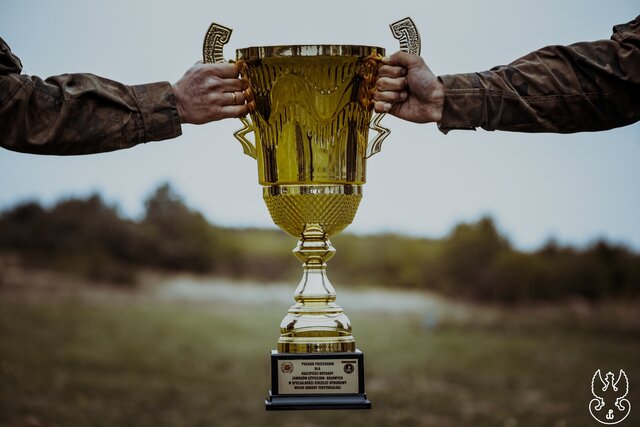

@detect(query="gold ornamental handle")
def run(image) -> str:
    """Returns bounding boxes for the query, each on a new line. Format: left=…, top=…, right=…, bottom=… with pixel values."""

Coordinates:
left=366, top=17, right=422, bottom=159
left=203, top=22, right=257, bottom=159
left=389, top=17, right=422, bottom=56
left=203, top=22, right=232, bottom=64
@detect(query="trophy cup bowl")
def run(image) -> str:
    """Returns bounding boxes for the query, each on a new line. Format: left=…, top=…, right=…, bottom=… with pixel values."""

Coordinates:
left=203, top=19, right=420, bottom=411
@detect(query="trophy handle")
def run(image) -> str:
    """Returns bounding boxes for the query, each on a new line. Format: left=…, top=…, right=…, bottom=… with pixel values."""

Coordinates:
left=366, top=17, right=422, bottom=159
left=203, top=22, right=257, bottom=159
left=389, top=17, right=422, bottom=56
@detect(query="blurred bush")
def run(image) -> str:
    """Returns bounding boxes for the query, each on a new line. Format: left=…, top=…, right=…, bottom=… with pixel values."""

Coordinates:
left=0, top=183, right=638, bottom=301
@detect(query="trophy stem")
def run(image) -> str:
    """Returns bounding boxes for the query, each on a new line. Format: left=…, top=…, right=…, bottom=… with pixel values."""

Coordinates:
left=277, top=223, right=355, bottom=353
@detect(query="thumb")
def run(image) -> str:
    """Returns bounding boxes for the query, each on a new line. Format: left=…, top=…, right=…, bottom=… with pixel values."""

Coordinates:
left=383, top=51, right=424, bottom=69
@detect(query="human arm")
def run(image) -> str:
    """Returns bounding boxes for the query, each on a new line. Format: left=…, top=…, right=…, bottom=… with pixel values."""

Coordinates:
left=374, top=16, right=640, bottom=133
left=0, top=37, right=248, bottom=155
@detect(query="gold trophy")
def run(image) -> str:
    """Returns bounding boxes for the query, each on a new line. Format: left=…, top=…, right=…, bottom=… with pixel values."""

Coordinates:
left=203, top=18, right=420, bottom=410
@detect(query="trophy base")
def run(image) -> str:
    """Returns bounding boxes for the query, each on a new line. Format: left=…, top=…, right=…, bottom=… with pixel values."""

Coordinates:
left=265, top=350, right=371, bottom=411
left=265, top=392, right=371, bottom=411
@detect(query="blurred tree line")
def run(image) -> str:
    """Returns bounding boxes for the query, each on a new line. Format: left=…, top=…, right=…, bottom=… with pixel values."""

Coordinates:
left=0, top=183, right=638, bottom=302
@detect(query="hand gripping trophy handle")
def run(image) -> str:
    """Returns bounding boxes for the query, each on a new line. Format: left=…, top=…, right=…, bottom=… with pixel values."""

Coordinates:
left=366, top=17, right=422, bottom=158
left=203, top=18, right=421, bottom=160
left=203, top=22, right=257, bottom=160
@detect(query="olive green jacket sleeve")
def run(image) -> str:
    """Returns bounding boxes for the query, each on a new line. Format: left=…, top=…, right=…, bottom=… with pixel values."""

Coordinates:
left=0, top=37, right=182, bottom=155
left=439, top=16, right=640, bottom=133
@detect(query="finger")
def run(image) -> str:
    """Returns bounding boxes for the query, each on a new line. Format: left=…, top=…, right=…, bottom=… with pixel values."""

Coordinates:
left=243, top=87, right=254, bottom=103
left=373, top=90, right=407, bottom=103
left=225, top=90, right=246, bottom=105
left=227, top=92, right=236, bottom=105
left=383, top=51, right=425, bottom=69
left=221, top=104, right=250, bottom=118
left=218, top=78, right=248, bottom=92
left=376, top=76, right=407, bottom=92
left=378, top=64, right=407, bottom=78
left=202, top=62, right=240, bottom=78
left=374, top=101, right=393, bottom=113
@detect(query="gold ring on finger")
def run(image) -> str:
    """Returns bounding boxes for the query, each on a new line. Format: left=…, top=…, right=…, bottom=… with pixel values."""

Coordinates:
left=231, top=92, right=237, bottom=105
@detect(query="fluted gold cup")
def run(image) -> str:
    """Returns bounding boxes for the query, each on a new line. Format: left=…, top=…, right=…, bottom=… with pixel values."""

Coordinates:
left=204, top=18, right=420, bottom=410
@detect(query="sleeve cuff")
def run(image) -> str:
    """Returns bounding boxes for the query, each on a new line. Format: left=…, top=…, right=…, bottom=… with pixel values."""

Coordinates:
left=437, top=73, right=484, bottom=134
left=131, top=81, right=182, bottom=142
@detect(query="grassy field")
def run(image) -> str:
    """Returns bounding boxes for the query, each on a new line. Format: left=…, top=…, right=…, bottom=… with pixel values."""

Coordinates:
left=1, top=274, right=639, bottom=427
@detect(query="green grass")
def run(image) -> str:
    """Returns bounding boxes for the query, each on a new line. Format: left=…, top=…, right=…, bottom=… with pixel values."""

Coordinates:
left=1, top=291, right=639, bottom=427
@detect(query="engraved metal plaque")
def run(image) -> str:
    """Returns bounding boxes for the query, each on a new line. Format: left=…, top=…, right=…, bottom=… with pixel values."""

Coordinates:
left=267, top=350, right=369, bottom=410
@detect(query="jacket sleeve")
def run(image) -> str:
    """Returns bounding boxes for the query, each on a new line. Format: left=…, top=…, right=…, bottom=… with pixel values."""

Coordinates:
left=0, top=37, right=182, bottom=155
left=438, top=16, right=640, bottom=133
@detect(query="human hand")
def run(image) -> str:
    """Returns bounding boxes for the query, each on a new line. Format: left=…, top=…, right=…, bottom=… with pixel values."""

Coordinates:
left=373, top=51, right=444, bottom=124
left=172, top=61, right=250, bottom=124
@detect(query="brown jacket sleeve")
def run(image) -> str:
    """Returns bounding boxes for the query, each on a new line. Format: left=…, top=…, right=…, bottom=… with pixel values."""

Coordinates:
left=0, top=37, right=182, bottom=155
left=439, top=16, right=640, bottom=133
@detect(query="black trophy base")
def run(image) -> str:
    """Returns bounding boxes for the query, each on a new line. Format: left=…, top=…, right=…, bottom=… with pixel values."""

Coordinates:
left=265, top=391, right=371, bottom=411
left=265, top=350, right=371, bottom=411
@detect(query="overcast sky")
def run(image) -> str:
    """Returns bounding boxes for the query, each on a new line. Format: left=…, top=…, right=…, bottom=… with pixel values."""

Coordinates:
left=1, top=0, right=639, bottom=250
